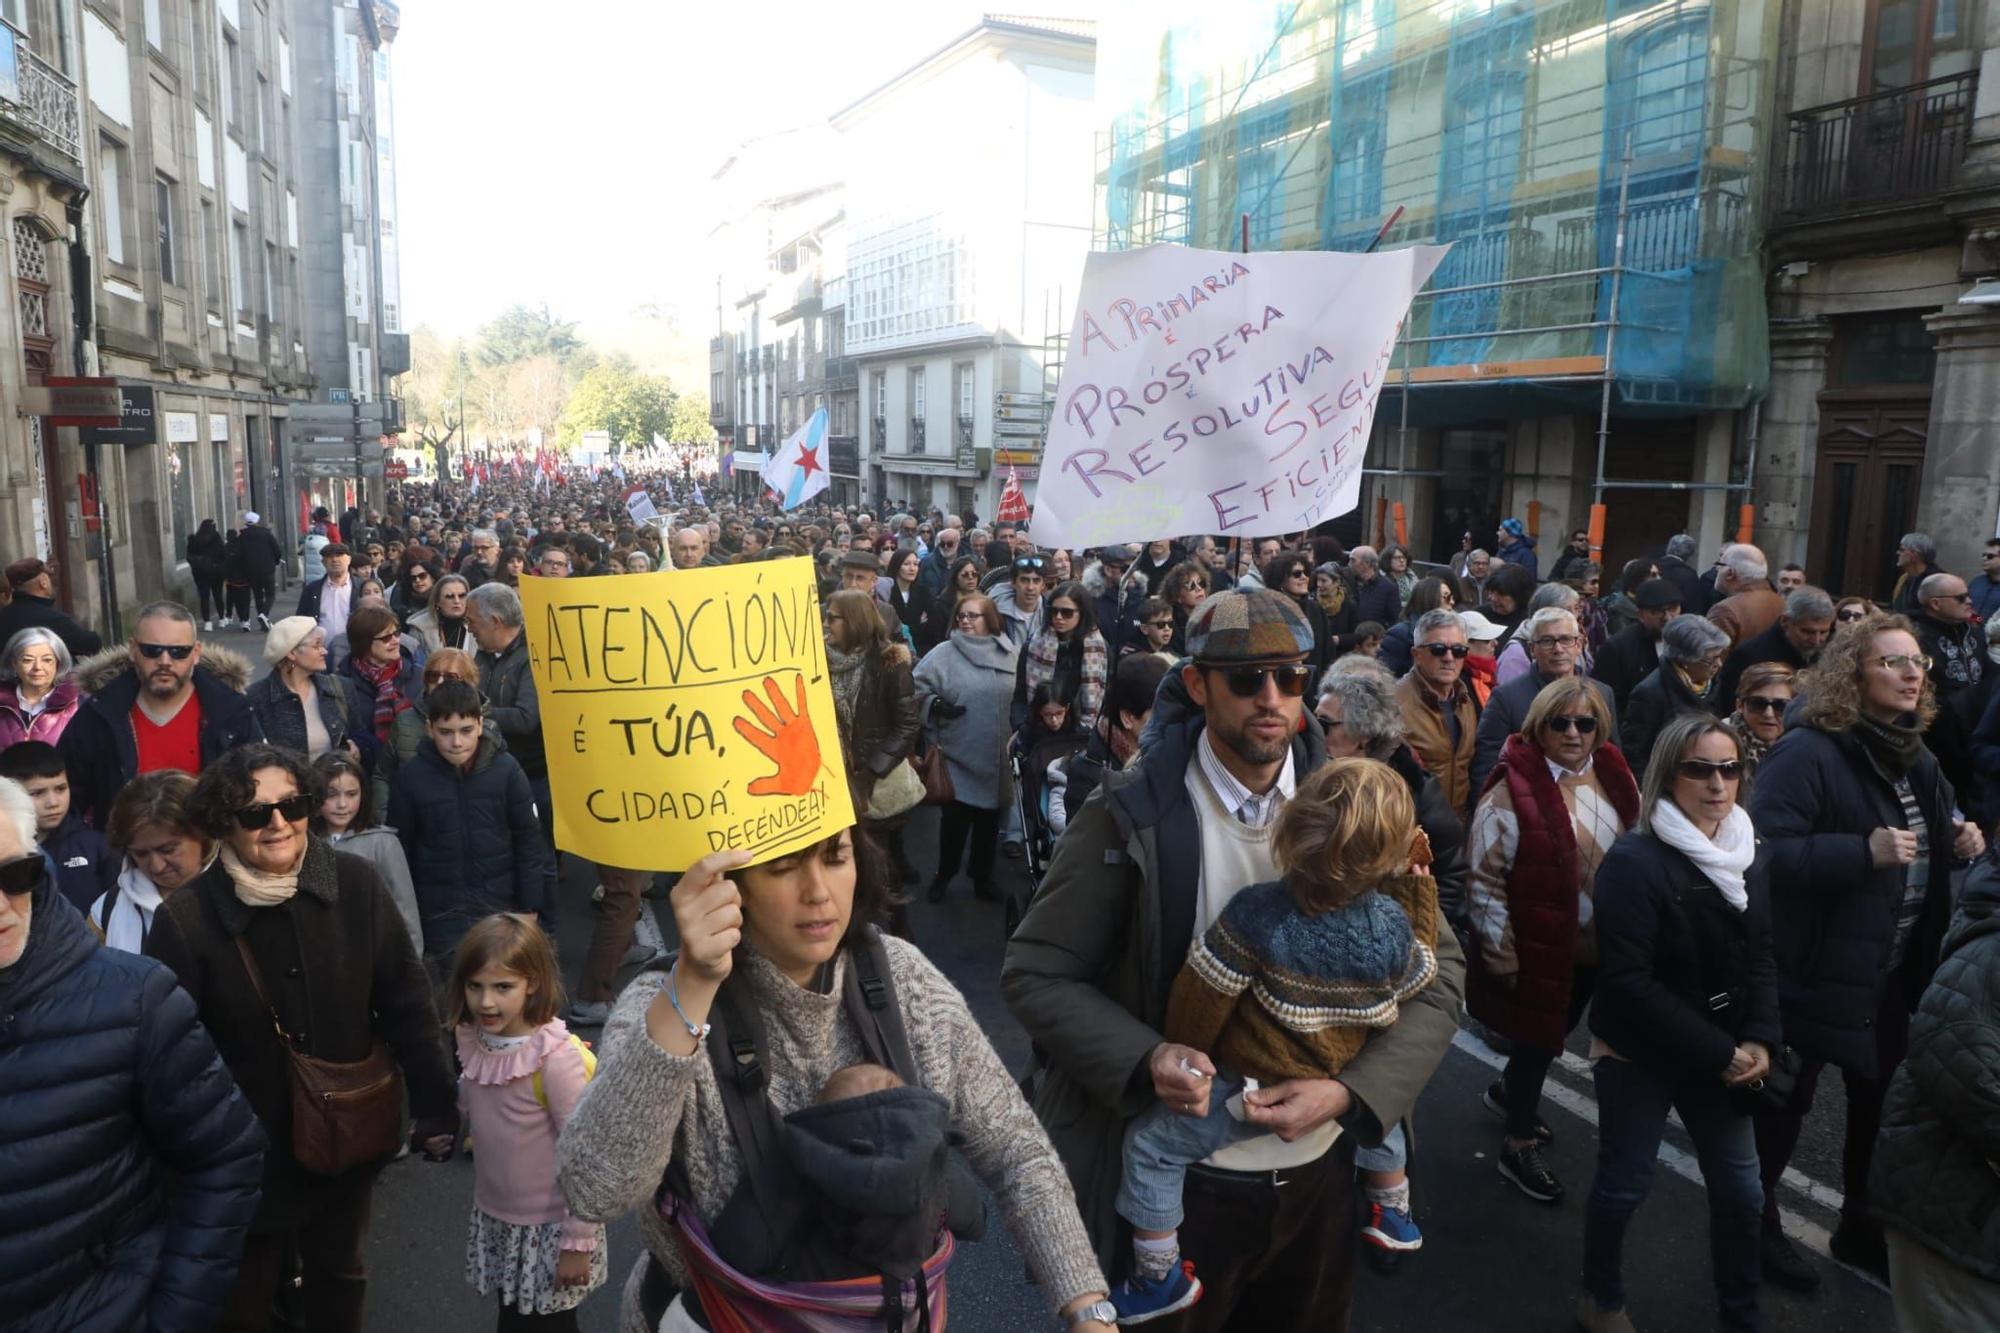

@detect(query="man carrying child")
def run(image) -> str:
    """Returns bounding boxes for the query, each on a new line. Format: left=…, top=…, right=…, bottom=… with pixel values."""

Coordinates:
left=1003, top=587, right=1465, bottom=1332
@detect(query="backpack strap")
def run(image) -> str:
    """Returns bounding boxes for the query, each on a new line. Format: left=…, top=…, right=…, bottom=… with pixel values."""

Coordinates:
left=844, top=924, right=918, bottom=1086
left=704, top=962, right=802, bottom=1249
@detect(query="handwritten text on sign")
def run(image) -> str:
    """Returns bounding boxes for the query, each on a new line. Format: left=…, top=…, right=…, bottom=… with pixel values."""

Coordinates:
left=518, top=558, right=856, bottom=871
left=1028, top=243, right=1449, bottom=549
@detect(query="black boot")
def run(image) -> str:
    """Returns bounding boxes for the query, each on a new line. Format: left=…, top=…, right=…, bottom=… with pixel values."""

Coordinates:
left=926, top=872, right=951, bottom=904
left=1760, top=1221, right=1820, bottom=1291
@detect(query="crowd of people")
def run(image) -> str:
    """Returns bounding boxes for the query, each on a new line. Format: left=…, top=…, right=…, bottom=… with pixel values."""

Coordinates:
left=1, top=462, right=1996, bottom=1333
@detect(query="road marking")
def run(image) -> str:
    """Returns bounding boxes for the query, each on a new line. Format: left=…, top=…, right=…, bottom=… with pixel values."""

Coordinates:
left=1447, top=1031, right=1847, bottom=1264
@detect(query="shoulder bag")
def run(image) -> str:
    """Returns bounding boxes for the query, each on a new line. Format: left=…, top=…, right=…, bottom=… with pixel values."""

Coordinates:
left=235, top=934, right=403, bottom=1176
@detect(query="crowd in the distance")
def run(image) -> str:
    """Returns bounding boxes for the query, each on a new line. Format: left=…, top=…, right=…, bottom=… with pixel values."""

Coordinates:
left=1, top=465, right=1996, bottom=1333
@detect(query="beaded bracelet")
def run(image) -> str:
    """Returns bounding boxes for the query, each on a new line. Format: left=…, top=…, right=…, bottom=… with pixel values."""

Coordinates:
left=667, top=961, right=711, bottom=1042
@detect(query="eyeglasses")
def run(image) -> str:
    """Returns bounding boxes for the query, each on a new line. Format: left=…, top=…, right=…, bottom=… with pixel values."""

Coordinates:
left=135, top=642, right=196, bottom=661
left=1418, top=642, right=1471, bottom=659
left=1933, top=592, right=1973, bottom=604
left=231, top=794, right=314, bottom=830
left=1741, top=696, right=1787, bottom=714
left=1868, top=653, right=1932, bottom=673
left=1048, top=605, right=1079, bottom=620
left=373, top=630, right=402, bottom=644
left=1677, top=759, right=1744, bottom=782
left=0, top=853, right=47, bottom=896
left=953, top=610, right=985, bottom=626
left=1532, top=634, right=1582, bottom=650
left=1215, top=664, right=1312, bottom=698
left=1543, top=714, right=1599, bottom=735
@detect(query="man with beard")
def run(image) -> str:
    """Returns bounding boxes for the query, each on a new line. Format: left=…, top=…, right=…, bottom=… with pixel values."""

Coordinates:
left=1004, top=589, right=1464, bottom=1329
left=58, top=602, right=262, bottom=827
left=1714, top=586, right=1835, bottom=706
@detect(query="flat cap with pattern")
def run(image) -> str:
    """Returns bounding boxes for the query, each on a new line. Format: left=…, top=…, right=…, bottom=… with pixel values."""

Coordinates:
left=1185, top=588, right=1313, bottom=665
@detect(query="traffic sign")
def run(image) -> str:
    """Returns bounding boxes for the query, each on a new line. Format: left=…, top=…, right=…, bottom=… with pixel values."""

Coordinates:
left=994, top=418, right=1045, bottom=437
left=993, top=392, right=1047, bottom=407
left=994, top=403, right=1047, bottom=422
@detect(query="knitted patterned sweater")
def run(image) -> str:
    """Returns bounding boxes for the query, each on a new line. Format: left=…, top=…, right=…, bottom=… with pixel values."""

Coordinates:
left=1166, top=872, right=1441, bottom=1085
left=556, top=939, right=1106, bottom=1333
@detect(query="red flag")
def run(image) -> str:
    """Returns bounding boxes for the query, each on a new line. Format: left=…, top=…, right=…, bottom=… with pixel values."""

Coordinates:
left=997, top=466, right=1031, bottom=523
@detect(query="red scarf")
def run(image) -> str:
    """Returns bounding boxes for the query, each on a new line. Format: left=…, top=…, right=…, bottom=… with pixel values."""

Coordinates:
left=353, top=656, right=411, bottom=741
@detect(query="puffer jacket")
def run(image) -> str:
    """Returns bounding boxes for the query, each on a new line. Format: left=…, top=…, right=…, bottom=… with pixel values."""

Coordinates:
left=1869, top=856, right=2000, bottom=1280
left=1, top=876, right=265, bottom=1332
left=369, top=694, right=505, bottom=814
left=476, top=631, right=545, bottom=779
left=1620, top=663, right=1722, bottom=784
left=0, top=674, right=83, bottom=748
left=59, top=645, right=262, bottom=829
left=387, top=733, right=548, bottom=957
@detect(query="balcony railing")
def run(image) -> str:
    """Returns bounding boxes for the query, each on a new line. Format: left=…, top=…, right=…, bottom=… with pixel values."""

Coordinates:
left=909, top=418, right=926, bottom=451
left=871, top=416, right=886, bottom=452
left=956, top=415, right=974, bottom=449
left=1782, top=72, right=1975, bottom=219
left=0, top=21, right=81, bottom=162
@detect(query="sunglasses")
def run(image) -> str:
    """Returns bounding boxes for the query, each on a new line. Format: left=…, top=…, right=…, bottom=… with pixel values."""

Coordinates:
left=1048, top=605, right=1079, bottom=619
left=231, top=794, right=314, bottom=830
left=1741, top=696, right=1787, bottom=714
left=1419, top=642, right=1471, bottom=659
left=1677, top=759, right=1744, bottom=782
left=373, top=630, right=402, bottom=644
left=135, top=641, right=196, bottom=660
left=1144, top=618, right=1173, bottom=630
left=0, top=853, right=47, bottom=896
left=1544, top=714, right=1599, bottom=735
left=423, top=670, right=469, bottom=685
left=1216, top=664, right=1313, bottom=698
left=1836, top=609, right=1866, bottom=622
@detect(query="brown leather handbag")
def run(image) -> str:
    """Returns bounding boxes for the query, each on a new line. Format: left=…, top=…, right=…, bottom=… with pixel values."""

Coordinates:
left=235, top=935, right=403, bottom=1176
left=914, top=740, right=955, bottom=806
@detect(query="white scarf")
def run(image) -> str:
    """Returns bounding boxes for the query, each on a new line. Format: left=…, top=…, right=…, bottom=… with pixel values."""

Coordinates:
left=221, top=842, right=303, bottom=907
left=1650, top=800, right=1754, bottom=912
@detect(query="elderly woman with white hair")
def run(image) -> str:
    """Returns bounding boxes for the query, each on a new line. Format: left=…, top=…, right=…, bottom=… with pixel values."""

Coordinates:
left=1620, top=615, right=1732, bottom=783
left=0, top=627, right=80, bottom=748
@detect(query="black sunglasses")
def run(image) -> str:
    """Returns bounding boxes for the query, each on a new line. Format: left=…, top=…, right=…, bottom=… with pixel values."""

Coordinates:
left=231, top=794, right=314, bottom=830
left=1419, top=642, right=1471, bottom=659
left=1544, top=714, right=1599, bottom=735
left=1741, top=696, right=1786, bottom=714
left=0, top=853, right=46, bottom=896
left=135, top=642, right=196, bottom=661
left=1677, top=759, right=1744, bottom=782
left=1216, top=664, right=1312, bottom=698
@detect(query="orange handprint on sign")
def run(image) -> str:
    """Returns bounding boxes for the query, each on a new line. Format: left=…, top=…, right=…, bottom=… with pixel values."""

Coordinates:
left=732, top=673, right=823, bottom=797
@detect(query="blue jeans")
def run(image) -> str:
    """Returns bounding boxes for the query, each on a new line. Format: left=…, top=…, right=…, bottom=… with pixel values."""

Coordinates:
left=1584, top=1057, right=1763, bottom=1331
left=1117, top=1077, right=1263, bottom=1232
left=1354, top=1121, right=1406, bottom=1175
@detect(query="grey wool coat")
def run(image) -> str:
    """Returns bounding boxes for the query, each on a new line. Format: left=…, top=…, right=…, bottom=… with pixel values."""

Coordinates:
left=912, top=631, right=1020, bottom=809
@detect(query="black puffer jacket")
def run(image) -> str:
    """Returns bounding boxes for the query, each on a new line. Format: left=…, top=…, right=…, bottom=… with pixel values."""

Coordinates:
left=1869, top=856, right=2000, bottom=1279
left=1, top=875, right=265, bottom=1331
left=1588, top=828, right=1782, bottom=1079
left=1749, top=723, right=1957, bottom=1078
left=387, top=733, right=548, bottom=956
left=1374, top=739, right=1469, bottom=940
left=1620, top=664, right=1722, bottom=785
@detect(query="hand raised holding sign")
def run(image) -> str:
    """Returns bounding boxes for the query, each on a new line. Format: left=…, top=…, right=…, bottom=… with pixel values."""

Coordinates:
left=732, top=674, right=823, bottom=797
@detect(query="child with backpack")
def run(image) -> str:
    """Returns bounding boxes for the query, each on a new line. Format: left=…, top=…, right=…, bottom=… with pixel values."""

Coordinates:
left=449, top=912, right=607, bottom=1329
left=1108, top=758, right=1443, bottom=1324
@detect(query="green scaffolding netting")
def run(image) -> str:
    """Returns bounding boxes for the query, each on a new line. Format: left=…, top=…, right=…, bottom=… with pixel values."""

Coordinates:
left=1097, top=0, right=1777, bottom=425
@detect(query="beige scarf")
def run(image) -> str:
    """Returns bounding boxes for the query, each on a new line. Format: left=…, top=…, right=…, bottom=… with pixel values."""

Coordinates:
left=221, top=842, right=304, bottom=907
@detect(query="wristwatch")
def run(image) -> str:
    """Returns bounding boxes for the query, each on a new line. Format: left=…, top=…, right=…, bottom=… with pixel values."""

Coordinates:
left=1064, top=1299, right=1118, bottom=1328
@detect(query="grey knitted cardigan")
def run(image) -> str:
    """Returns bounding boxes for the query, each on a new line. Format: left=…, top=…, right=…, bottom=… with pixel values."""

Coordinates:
left=557, top=938, right=1106, bottom=1331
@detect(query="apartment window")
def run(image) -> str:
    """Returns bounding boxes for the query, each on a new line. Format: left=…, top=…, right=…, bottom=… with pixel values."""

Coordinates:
left=263, top=241, right=276, bottom=318
left=155, top=175, right=177, bottom=284
left=909, top=366, right=926, bottom=419
left=189, top=0, right=210, bottom=97
left=99, top=136, right=130, bottom=265
left=221, top=32, right=239, bottom=127
left=229, top=220, right=248, bottom=317
left=871, top=370, right=886, bottom=425
left=259, top=75, right=275, bottom=153
left=955, top=363, right=974, bottom=419
left=199, top=197, right=221, bottom=308
left=145, top=0, right=163, bottom=48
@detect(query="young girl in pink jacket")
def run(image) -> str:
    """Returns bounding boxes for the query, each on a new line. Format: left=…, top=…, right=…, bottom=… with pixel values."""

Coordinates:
left=450, top=913, right=607, bottom=1329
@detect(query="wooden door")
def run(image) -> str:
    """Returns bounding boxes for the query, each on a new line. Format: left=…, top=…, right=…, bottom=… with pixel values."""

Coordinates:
left=1807, top=391, right=1929, bottom=603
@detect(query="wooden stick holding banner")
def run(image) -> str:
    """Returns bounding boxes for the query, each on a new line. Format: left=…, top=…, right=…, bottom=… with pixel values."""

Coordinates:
left=517, top=557, right=855, bottom=871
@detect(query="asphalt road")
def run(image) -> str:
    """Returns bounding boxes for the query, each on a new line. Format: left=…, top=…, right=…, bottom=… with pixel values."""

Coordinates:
left=197, top=621, right=1889, bottom=1330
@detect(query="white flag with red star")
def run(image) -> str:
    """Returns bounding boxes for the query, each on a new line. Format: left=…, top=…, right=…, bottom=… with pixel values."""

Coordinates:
left=764, top=407, right=830, bottom=511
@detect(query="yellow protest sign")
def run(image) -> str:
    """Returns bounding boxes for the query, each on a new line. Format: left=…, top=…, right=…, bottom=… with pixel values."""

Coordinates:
left=517, top=557, right=856, bottom=870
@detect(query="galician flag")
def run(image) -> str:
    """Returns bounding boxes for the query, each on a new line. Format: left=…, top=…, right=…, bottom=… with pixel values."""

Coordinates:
left=691, top=481, right=706, bottom=507
left=764, top=407, right=830, bottom=511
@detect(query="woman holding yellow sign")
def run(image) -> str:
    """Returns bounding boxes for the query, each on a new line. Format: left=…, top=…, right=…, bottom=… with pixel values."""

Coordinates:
left=556, top=835, right=1115, bottom=1333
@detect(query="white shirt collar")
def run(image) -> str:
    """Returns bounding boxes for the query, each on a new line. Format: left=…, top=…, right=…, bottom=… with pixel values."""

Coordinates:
left=1198, top=727, right=1297, bottom=828
left=1546, top=754, right=1595, bottom=784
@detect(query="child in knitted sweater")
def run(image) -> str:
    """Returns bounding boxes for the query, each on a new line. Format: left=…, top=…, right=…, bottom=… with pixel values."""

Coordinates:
left=1109, top=758, right=1441, bottom=1324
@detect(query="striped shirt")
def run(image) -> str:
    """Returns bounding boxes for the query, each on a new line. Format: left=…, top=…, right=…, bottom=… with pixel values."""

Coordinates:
left=1197, top=727, right=1297, bottom=829
left=1885, top=774, right=1931, bottom=973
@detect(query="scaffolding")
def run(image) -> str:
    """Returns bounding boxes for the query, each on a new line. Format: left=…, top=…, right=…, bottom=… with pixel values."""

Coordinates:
left=1095, top=0, right=1780, bottom=434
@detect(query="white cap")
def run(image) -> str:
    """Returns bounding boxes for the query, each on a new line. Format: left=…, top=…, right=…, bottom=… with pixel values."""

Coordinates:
left=1457, top=609, right=1506, bottom=642
left=242, top=510, right=261, bottom=525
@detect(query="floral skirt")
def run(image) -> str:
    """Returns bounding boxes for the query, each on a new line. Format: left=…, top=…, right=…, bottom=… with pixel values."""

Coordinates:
left=466, top=1208, right=608, bottom=1314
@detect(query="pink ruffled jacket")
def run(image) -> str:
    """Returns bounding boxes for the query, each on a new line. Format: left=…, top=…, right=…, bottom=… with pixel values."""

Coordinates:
left=456, top=1019, right=600, bottom=1251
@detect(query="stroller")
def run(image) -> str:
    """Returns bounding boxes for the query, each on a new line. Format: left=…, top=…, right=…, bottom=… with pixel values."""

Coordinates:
left=1004, top=729, right=1085, bottom=939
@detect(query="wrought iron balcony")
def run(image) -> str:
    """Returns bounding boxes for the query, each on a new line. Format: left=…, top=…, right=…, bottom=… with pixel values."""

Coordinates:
left=956, top=415, right=975, bottom=448
left=1782, top=72, right=1975, bottom=219
left=910, top=418, right=926, bottom=452
left=0, top=21, right=81, bottom=163
left=871, top=416, right=886, bottom=451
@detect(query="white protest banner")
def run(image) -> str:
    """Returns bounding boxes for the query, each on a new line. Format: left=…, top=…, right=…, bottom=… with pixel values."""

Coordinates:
left=1029, top=243, right=1449, bottom=549
left=625, top=486, right=660, bottom=527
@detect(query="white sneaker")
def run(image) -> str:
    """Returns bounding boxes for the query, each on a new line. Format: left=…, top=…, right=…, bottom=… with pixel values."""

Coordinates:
left=256, top=613, right=271, bottom=631
left=202, top=619, right=214, bottom=632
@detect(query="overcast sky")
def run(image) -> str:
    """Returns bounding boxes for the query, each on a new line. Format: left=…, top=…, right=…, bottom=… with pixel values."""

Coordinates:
left=392, top=1, right=1108, bottom=343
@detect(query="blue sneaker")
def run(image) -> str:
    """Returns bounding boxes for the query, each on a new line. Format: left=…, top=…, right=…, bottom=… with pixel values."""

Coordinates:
left=1362, top=1201, right=1424, bottom=1252
left=1111, top=1259, right=1203, bottom=1325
